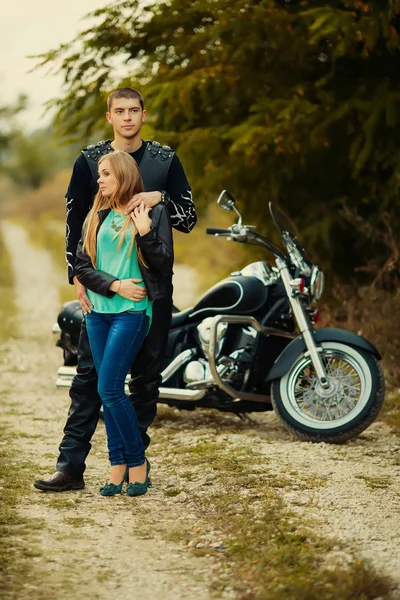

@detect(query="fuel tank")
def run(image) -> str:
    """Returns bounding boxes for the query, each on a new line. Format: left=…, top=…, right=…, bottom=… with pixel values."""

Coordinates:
left=189, top=275, right=269, bottom=319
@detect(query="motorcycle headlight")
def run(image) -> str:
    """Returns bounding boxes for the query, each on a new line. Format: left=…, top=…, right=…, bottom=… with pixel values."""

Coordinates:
left=310, top=267, right=324, bottom=301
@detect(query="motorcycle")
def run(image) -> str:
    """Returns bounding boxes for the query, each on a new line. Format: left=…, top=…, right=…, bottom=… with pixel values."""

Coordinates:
left=53, top=191, right=385, bottom=443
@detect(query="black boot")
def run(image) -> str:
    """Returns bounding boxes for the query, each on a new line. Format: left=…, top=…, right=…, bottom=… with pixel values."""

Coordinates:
left=34, top=472, right=85, bottom=492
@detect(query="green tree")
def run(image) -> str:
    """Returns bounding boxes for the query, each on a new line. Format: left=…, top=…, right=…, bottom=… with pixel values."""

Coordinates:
left=35, top=0, right=400, bottom=285
left=0, top=94, right=27, bottom=165
left=5, top=128, right=77, bottom=190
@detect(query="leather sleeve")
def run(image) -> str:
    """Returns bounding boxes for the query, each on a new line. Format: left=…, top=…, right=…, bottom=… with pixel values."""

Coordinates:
left=75, top=237, right=118, bottom=298
left=135, top=206, right=174, bottom=276
left=165, top=154, right=196, bottom=234
left=65, top=155, right=94, bottom=284
left=167, top=191, right=197, bottom=234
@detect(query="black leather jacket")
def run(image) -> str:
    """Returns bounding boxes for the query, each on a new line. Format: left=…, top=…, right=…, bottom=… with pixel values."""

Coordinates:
left=75, top=204, right=173, bottom=302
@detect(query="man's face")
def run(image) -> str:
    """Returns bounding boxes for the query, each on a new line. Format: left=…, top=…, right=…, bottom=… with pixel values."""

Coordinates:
left=106, top=97, right=146, bottom=139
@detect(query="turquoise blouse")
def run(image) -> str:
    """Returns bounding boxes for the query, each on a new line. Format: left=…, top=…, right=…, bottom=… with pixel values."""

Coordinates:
left=87, top=211, right=153, bottom=322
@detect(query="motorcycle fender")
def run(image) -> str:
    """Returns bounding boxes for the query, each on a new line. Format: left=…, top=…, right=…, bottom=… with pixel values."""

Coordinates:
left=265, top=327, right=381, bottom=382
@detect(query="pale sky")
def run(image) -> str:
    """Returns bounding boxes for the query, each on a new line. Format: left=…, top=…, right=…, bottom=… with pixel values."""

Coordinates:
left=0, top=1, right=110, bottom=130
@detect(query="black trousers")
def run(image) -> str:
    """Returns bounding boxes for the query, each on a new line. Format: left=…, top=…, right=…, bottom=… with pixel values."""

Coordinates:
left=56, top=293, right=173, bottom=477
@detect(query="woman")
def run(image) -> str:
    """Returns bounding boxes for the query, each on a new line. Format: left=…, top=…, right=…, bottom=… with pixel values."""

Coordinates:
left=75, top=150, right=173, bottom=497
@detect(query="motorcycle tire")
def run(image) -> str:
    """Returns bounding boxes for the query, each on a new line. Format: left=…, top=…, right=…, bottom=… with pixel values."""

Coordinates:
left=271, top=341, right=385, bottom=443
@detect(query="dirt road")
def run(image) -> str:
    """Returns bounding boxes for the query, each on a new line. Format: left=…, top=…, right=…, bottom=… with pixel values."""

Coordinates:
left=0, top=222, right=221, bottom=599
left=1, top=221, right=399, bottom=599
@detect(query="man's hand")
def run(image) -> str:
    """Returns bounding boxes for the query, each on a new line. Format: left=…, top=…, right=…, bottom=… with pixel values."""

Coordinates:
left=125, top=191, right=161, bottom=214
left=73, top=276, right=93, bottom=315
left=118, top=279, right=148, bottom=301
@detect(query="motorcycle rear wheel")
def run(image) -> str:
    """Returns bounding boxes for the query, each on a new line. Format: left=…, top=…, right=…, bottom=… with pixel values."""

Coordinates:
left=271, top=342, right=385, bottom=443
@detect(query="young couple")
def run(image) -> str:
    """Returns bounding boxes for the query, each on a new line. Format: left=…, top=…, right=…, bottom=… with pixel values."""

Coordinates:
left=34, top=87, right=196, bottom=496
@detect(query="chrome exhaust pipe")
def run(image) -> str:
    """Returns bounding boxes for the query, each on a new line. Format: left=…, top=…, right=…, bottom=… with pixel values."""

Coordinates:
left=158, top=387, right=206, bottom=401
left=56, top=349, right=200, bottom=398
left=56, top=367, right=206, bottom=401
left=56, top=367, right=139, bottom=389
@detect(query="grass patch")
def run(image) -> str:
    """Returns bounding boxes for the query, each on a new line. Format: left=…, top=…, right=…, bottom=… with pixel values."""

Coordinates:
left=0, top=234, right=35, bottom=597
left=62, top=517, right=98, bottom=528
left=153, top=407, right=395, bottom=599
left=0, top=228, right=18, bottom=341
left=197, top=491, right=390, bottom=599
left=44, top=496, right=84, bottom=510
left=164, top=487, right=185, bottom=497
left=355, top=475, right=393, bottom=490
left=163, top=525, right=189, bottom=544
left=0, top=427, right=47, bottom=599
left=10, top=432, right=43, bottom=440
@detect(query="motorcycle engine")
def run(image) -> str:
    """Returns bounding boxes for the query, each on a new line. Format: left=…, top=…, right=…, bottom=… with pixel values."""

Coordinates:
left=183, top=317, right=228, bottom=387
left=197, top=316, right=228, bottom=357
left=183, top=319, right=256, bottom=390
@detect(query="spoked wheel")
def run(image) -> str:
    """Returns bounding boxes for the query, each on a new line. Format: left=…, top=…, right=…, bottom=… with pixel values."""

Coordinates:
left=271, top=342, right=385, bottom=443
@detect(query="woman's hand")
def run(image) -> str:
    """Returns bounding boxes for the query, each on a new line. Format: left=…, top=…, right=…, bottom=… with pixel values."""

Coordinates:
left=117, top=278, right=147, bottom=301
left=130, top=201, right=152, bottom=236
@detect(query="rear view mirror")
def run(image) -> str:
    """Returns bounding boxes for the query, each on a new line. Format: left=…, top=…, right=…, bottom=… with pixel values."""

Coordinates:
left=217, top=189, right=242, bottom=226
left=217, top=190, right=237, bottom=211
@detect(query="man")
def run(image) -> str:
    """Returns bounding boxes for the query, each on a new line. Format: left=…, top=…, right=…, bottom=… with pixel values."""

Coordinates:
left=34, top=87, right=196, bottom=492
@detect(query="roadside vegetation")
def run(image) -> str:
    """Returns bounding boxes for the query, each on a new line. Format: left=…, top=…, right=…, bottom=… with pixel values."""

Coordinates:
left=149, top=406, right=395, bottom=599
left=0, top=231, right=43, bottom=599
left=0, top=229, right=17, bottom=340
left=0, top=431, right=47, bottom=600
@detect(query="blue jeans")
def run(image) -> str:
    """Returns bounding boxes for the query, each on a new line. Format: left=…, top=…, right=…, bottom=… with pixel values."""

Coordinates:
left=86, top=310, right=149, bottom=468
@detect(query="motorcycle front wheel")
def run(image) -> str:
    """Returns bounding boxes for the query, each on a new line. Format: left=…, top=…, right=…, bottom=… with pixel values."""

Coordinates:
left=271, top=341, right=385, bottom=443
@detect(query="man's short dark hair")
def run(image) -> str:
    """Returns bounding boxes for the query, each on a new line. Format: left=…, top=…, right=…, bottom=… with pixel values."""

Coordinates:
left=107, top=87, right=144, bottom=111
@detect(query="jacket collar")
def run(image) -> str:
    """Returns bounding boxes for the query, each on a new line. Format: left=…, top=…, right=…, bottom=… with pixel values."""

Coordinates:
left=98, top=208, right=112, bottom=223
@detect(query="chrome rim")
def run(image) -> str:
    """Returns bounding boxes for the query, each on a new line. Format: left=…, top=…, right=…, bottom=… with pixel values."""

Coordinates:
left=280, top=343, right=372, bottom=429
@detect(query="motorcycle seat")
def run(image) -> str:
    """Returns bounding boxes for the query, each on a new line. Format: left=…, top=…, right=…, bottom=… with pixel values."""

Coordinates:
left=170, top=306, right=194, bottom=328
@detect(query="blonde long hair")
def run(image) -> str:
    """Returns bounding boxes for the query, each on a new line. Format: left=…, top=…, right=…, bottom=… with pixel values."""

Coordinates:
left=83, top=151, right=145, bottom=267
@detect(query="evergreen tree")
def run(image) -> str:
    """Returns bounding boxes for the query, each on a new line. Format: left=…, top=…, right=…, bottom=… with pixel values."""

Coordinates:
left=35, top=0, right=400, bottom=285
left=0, top=94, right=27, bottom=165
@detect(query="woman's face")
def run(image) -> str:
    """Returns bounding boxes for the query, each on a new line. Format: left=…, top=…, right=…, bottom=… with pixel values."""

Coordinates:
left=97, top=159, right=118, bottom=197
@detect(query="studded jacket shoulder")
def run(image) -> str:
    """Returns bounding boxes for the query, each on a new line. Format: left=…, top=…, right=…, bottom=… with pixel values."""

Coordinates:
left=65, top=140, right=196, bottom=284
left=81, top=140, right=174, bottom=192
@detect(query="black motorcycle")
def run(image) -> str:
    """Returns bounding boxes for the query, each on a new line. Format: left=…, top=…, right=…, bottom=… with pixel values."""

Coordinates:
left=54, top=191, right=385, bottom=443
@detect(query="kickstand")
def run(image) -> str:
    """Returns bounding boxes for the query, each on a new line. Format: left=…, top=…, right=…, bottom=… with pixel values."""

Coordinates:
left=237, top=413, right=256, bottom=424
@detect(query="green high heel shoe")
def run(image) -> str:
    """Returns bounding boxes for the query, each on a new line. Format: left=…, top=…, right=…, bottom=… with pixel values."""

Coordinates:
left=100, top=467, right=128, bottom=497
left=126, top=459, right=151, bottom=497
left=126, top=480, right=148, bottom=497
